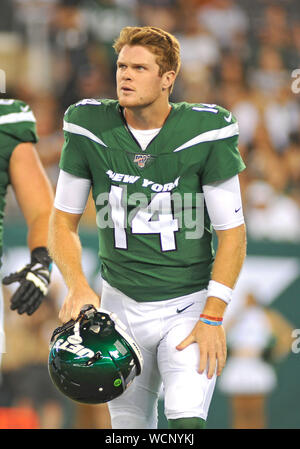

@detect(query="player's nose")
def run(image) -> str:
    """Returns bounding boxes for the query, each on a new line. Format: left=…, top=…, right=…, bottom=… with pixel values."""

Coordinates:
left=120, top=67, right=133, bottom=81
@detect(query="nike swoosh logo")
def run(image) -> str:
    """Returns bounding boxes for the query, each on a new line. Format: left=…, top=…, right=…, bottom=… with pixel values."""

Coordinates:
left=224, top=112, right=232, bottom=123
left=20, top=105, right=30, bottom=112
left=235, top=207, right=241, bottom=213
left=176, top=303, right=194, bottom=314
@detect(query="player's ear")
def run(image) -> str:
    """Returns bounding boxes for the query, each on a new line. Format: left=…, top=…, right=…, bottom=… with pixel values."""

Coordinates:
left=161, top=70, right=176, bottom=91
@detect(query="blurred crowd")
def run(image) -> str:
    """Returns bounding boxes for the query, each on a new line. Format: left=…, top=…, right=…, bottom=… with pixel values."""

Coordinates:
left=1, top=0, right=299, bottom=241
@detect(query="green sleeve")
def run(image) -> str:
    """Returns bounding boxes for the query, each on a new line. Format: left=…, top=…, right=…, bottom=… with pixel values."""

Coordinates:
left=0, top=99, right=38, bottom=156
left=201, top=133, right=246, bottom=185
left=200, top=107, right=245, bottom=185
left=59, top=105, right=92, bottom=180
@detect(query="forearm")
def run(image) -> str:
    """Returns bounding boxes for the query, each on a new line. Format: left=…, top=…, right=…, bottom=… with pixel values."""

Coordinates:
left=211, top=224, right=246, bottom=288
left=48, top=211, right=89, bottom=291
left=10, top=142, right=54, bottom=252
left=27, top=211, right=52, bottom=251
left=177, top=226, right=246, bottom=378
left=203, top=224, right=247, bottom=317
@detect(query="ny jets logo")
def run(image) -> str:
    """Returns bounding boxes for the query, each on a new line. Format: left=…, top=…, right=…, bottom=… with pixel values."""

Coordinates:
left=20, top=105, right=30, bottom=112
left=224, top=112, right=232, bottom=123
left=133, top=154, right=152, bottom=168
left=56, top=338, right=95, bottom=358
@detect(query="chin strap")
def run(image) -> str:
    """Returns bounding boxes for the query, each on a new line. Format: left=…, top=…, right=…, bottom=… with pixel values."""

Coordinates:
left=50, top=304, right=121, bottom=345
left=50, top=304, right=98, bottom=345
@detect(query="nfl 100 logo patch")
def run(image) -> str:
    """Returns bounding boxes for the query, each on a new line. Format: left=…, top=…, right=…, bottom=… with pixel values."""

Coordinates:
left=133, top=153, right=153, bottom=168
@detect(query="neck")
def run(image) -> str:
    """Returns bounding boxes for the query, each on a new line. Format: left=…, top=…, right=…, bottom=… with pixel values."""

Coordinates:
left=123, top=101, right=172, bottom=130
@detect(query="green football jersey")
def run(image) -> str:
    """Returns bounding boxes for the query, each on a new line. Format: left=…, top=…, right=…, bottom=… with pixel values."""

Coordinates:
left=0, top=99, right=38, bottom=261
left=60, top=99, right=245, bottom=302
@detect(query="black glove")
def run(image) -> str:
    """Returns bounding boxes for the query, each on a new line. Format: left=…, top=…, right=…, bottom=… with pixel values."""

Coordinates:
left=2, top=246, right=52, bottom=316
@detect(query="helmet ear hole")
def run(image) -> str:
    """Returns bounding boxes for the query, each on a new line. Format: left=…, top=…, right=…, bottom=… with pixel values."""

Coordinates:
left=48, top=311, right=143, bottom=404
left=85, top=351, right=103, bottom=366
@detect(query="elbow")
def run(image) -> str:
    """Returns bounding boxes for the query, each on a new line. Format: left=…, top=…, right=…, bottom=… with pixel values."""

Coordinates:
left=216, top=223, right=247, bottom=260
left=235, top=223, right=247, bottom=258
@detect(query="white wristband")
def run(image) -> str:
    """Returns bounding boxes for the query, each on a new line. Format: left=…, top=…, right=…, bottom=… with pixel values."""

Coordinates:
left=207, top=280, right=233, bottom=305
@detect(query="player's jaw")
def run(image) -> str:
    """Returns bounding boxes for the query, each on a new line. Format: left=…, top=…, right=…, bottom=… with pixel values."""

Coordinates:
left=117, top=79, right=159, bottom=108
left=117, top=84, right=138, bottom=106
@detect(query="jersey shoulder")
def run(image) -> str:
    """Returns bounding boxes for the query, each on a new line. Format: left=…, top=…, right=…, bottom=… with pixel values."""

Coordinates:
left=64, top=98, right=119, bottom=129
left=0, top=98, right=30, bottom=115
left=172, top=101, right=238, bottom=133
left=0, top=99, right=38, bottom=147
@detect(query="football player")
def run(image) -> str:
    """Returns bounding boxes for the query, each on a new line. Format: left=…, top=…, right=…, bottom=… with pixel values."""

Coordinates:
left=0, top=99, right=54, bottom=366
left=48, top=26, right=247, bottom=429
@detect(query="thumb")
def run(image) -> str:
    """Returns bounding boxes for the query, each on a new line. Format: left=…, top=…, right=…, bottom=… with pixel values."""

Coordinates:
left=2, top=272, right=20, bottom=285
left=176, top=333, right=195, bottom=351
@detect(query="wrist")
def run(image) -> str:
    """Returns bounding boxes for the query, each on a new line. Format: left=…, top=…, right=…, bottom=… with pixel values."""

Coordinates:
left=203, top=296, right=227, bottom=318
left=199, top=314, right=223, bottom=326
left=31, top=246, right=52, bottom=269
left=69, top=278, right=95, bottom=295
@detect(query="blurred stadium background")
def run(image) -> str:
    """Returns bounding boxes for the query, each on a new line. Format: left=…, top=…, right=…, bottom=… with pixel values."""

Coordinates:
left=0, top=0, right=299, bottom=429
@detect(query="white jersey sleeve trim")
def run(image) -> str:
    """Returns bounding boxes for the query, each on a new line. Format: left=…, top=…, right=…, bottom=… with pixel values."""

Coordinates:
left=0, top=111, right=36, bottom=125
left=63, top=120, right=107, bottom=147
left=54, top=170, right=91, bottom=214
left=173, top=122, right=239, bottom=153
left=203, top=175, right=244, bottom=230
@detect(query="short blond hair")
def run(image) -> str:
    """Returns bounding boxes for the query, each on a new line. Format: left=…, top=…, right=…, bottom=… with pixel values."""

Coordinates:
left=113, top=26, right=181, bottom=80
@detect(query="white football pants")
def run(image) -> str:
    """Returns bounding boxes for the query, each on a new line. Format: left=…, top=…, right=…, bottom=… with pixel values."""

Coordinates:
left=101, top=280, right=217, bottom=429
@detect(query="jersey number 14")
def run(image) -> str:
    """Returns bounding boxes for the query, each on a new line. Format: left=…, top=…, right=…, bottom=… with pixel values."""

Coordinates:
left=109, top=185, right=179, bottom=252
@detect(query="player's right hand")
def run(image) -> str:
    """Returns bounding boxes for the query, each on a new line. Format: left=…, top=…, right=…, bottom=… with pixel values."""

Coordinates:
left=59, top=284, right=100, bottom=323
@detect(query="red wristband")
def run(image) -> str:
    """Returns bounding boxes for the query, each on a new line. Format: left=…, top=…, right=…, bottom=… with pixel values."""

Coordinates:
left=200, top=314, right=223, bottom=322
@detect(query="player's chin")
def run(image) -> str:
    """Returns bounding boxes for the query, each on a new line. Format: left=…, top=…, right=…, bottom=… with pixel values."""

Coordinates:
left=118, top=92, right=141, bottom=108
left=118, top=97, right=138, bottom=108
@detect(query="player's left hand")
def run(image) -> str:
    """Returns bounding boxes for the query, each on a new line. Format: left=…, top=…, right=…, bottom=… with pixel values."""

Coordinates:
left=176, top=320, right=227, bottom=379
left=2, top=246, right=52, bottom=316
